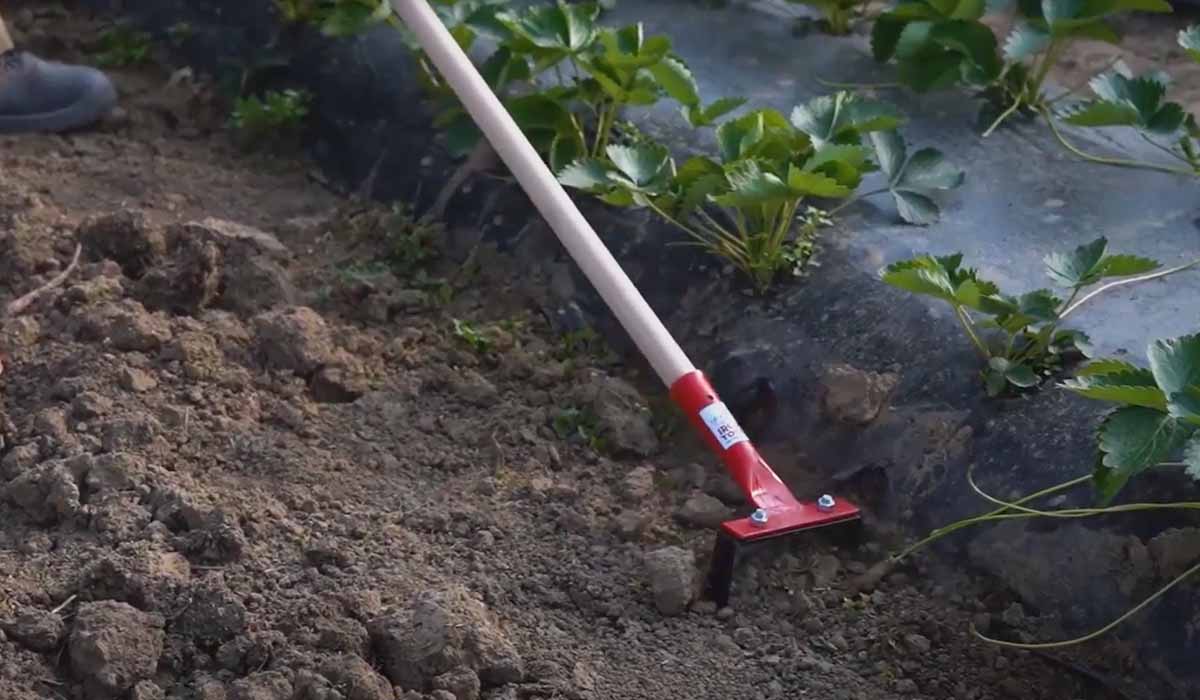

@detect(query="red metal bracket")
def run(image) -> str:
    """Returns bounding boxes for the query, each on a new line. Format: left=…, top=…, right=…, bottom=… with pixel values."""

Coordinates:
left=669, top=370, right=861, bottom=541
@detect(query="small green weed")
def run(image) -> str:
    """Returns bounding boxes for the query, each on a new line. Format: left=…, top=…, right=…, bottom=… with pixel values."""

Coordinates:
left=552, top=407, right=606, bottom=451
left=231, top=89, right=312, bottom=147
left=95, top=25, right=153, bottom=67
left=452, top=319, right=492, bottom=353
left=556, top=327, right=618, bottom=364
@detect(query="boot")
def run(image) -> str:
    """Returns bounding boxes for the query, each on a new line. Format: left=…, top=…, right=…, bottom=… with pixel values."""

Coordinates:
left=0, top=49, right=117, bottom=134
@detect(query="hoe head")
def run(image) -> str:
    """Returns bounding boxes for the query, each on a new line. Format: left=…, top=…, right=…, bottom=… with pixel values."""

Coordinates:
left=670, top=370, right=863, bottom=607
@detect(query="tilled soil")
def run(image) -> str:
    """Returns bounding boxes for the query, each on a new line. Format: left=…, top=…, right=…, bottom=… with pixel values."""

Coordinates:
left=0, top=6, right=1152, bottom=700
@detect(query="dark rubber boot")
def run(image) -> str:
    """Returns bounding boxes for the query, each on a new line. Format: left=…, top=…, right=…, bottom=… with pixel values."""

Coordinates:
left=0, top=50, right=117, bottom=134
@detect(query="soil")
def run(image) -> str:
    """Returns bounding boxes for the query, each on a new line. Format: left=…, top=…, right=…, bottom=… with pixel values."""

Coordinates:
left=0, top=5, right=1178, bottom=700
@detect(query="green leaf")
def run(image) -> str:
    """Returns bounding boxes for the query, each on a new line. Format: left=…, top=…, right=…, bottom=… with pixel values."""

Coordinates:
left=606, top=144, right=673, bottom=191
left=713, top=160, right=794, bottom=206
left=1181, top=25, right=1200, bottom=63
left=647, top=56, right=700, bottom=108
left=1183, top=433, right=1200, bottom=481
left=716, top=111, right=766, bottom=162
left=868, top=130, right=907, bottom=180
left=872, top=15, right=909, bottom=62
left=787, top=166, right=853, bottom=198
left=683, top=97, right=748, bottom=128
left=880, top=255, right=958, bottom=302
left=1062, top=366, right=1166, bottom=410
left=1099, top=254, right=1159, bottom=278
left=1003, top=23, right=1050, bottom=60
left=1147, top=334, right=1200, bottom=397
left=892, top=190, right=940, bottom=225
left=929, top=19, right=1002, bottom=80
left=791, top=93, right=902, bottom=147
left=896, top=148, right=965, bottom=191
left=1004, top=362, right=1040, bottom=387
left=1060, top=100, right=1140, bottom=128
left=1075, top=358, right=1145, bottom=377
left=1043, top=237, right=1108, bottom=287
left=558, top=158, right=616, bottom=191
left=1094, top=406, right=1190, bottom=503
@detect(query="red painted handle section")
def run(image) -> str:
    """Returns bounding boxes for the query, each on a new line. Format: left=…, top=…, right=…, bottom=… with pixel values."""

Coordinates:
left=669, top=370, right=802, bottom=513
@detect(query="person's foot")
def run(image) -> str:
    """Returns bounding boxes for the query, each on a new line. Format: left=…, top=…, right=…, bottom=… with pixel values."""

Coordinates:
left=0, top=49, right=117, bottom=134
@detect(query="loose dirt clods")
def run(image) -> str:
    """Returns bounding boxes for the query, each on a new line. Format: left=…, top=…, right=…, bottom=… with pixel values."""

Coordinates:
left=0, top=4, right=1145, bottom=700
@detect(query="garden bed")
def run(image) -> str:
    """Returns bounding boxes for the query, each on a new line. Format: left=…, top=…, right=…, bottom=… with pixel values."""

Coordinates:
left=5, top=1, right=1200, bottom=698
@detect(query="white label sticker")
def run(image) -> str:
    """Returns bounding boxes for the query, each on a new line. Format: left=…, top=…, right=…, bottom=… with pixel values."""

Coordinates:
left=699, top=402, right=749, bottom=450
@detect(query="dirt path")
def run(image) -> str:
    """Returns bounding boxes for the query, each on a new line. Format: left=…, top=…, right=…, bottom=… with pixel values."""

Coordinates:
left=0, top=5, right=1147, bottom=700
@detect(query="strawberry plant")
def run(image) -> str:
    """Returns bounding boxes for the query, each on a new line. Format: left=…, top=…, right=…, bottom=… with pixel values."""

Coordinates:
left=880, top=237, right=1177, bottom=395
left=785, top=0, right=866, bottom=35
left=561, top=94, right=963, bottom=293
left=274, top=0, right=394, bottom=36
left=1050, top=49, right=1200, bottom=177
left=1182, top=25, right=1200, bottom=63
left=869, top=0, right=1174, bottom=137
left=1063, top=335, right=1200, bottom=502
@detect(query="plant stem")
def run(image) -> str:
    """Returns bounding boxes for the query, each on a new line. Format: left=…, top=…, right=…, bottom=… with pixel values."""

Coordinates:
left=982, top=98, right=1024, bottom=138
left=1139, top=132, right=1194, bottom=166
left=1041, top=109, right=1199, bottom=177
left=827, top=187, right=890, bottom=216
left=887, top=474, right=1091, bottom=563
left=815, top=77, right=902, bottom=90
left=1060, top=257, right=1200, bottom=320
left=954, top=306, right=991, bottom=360
left=974, top=559, right=1200, bottom=650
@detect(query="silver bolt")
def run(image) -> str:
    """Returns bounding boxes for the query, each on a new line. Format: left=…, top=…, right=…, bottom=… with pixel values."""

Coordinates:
left=749, top=508, right=769, bottom=526
left=817, top=494, right=836, bottom=512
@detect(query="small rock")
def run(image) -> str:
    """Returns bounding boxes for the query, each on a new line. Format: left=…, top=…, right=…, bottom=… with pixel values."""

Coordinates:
left=174, top=581, right=247, bottom=645
left=79, top=209, right=164, bottom=277
left=119, top=367, right=158, bottom=393
left=108, top=307, right=173, bottom=352
left=620, top=466, right=657, bottom=503
left=674, top=493, right=731, bottom=528
left=71, top=391, right=113, bottom=420
left=1148, top=528, right=1200, bottom=579
left=716, top=607, right=735, bottom=621
left=311, top=364, right=369, bottom=404
left=432, top=666, right=482, bottom=700
left=320, top=653, right=394, bottom=700
left=69, top=601, right=165, bottom=695
left=100, top=414, right=162, bottom=452
left=904, top=633, right=931, bottom=653
left=131, top=680, right=165, bottom=700
left=3, top=608, right=66, bottom=652
left=819, top=363, right=900, bottom=425
left=368, top=586, right=523, bottom=690
left=810, top=554, right=841, bottom=588
left=732, top=627, right=757, bottom=647
left=643, top=546, right=696, bottom=616
left=228, top=671, right=293, bottom=700
left=612, top=509, right=648, bottom=541
left=4, top=461, right=80, bottom=525
left=894, top=678, right=918, bottom=694
left=1000, top=602, right=1026, bottom=629
left=252, top=306, right=334, bottom=374
left=181, top=509, right=248, bottom=564
left=449, top=369, right=499, bottom=407
left=571, top=371, right=658, bottom=456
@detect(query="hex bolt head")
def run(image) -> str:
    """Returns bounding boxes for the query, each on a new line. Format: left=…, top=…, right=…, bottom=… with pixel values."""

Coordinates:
left=749, top=508, right=769, bottom=526
left=817, top=494, right=836, bottom=512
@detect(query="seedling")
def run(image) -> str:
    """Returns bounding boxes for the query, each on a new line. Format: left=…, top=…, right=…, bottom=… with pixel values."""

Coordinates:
left=551, top=406, right=606, bottom=451
left=231, top=89, right=312, bottom=147
left=556, top=327, right=618, bottom=364
left=94, top=24, right=153, bottom=67
left=560, top=94, right=962, bottom=292
left=452, top=318, right=492, bottom=353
